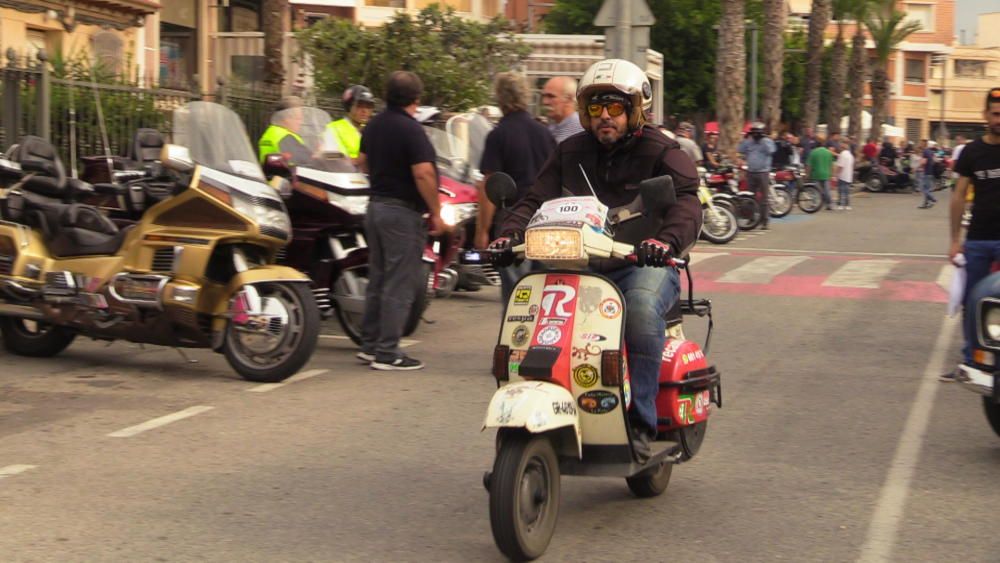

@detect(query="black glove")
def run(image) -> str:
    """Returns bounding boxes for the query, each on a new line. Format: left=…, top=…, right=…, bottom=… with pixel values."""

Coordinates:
left=488, top=236, right=515, bottom=267
left=635, top=239, right=672, bottom=268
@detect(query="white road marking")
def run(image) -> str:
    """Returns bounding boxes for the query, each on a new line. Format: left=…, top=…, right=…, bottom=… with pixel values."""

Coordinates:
left=717, top=255, right=809, bottom=284
left=319, top=334, right=419, bottom=348
left=246, top=368, right=328, bottom=393
left=936, top=264, right=954, bottom=292
left=823, top=259, right=898, bottom=289
left=688, top=252, right=729, bottom=266
left=732, top=246, right=944, bottom=259
left=857, top=314, right=960, bottom=563
left=0, top=465, right=36, bottom=480
left=107, top=406, right=215, bottom=438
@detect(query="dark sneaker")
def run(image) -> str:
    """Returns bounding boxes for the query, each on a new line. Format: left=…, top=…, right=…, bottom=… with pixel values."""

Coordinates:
left=939, top=368, right=958, bottom=382
left=632, top=428, right=654, bottom=464
left=371, top=355, right=424, bottom=371
left=356, top=351, right=375, bottom=363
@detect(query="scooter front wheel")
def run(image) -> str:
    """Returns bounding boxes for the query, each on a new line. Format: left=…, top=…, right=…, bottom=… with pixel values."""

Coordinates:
left=983, top=397, right=1000, bottom=438
left=489, top=430, right=560, bottom=561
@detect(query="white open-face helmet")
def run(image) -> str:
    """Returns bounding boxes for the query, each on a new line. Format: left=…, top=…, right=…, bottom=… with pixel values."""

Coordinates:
left=576, top=59, right=653, bottom=130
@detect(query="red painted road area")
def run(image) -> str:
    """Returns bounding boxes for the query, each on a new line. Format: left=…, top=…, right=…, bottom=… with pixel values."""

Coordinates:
left=688, top=252, right=949, bottom=303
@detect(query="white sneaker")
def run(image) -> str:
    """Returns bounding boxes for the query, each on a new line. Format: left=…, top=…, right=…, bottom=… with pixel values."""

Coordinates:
left=845, top=206, right=852, bottom=210
left=835, top=205, right=843, bottom=210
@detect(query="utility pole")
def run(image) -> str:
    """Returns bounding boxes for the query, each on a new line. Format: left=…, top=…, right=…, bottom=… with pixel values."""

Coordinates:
left=932, top=52, right=948, bottom=142
left=749, top=21, right=758, bottom=122
left=594, top=0, right=657, bottom=120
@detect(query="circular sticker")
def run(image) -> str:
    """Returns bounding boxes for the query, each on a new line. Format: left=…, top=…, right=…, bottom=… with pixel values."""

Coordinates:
left=528, top=304, right=539, bottom=315
left=511, top=325, right=529, bottom=347
left=577, top=390, right=619, bottom=414
left=537, top=326, right=562, bottom=346
left=599, top=298, right=622, bottom=319
left=572, top=364, right=599, bottom=388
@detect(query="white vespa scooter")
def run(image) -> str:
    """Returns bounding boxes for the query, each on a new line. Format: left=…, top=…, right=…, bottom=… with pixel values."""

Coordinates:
left=481, top=173, right=722, bottom=561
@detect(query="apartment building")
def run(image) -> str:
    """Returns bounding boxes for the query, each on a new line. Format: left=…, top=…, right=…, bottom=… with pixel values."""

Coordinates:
left=929, top=13, right=1000, bottom=140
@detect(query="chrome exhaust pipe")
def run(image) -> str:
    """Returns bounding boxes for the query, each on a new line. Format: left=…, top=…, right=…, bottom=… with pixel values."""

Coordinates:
left=0, top=303, right=45, bottom=319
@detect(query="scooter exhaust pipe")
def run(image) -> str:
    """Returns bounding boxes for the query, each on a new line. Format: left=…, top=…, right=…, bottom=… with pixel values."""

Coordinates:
left=0, top=303, right=46, bottom=319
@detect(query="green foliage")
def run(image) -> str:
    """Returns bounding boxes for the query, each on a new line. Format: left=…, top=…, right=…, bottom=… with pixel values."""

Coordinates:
left=864, top=0, right=922, bottom=62
left=297, top=5, right=530, bottom=112
left=781, top=30, right=808, bottom=125
left=545, top=0, right=722, bottom=120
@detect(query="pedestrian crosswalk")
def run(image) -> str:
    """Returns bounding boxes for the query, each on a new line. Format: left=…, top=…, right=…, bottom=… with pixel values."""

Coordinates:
left=687, top=251, right=950, bottom=303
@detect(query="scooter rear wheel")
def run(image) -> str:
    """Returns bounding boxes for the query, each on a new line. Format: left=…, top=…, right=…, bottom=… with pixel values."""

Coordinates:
left=983, top=397, right=1000, bottom=438
left=626, top=462, right=673, bottom=498
left=489, top=430, right=560, bottom=561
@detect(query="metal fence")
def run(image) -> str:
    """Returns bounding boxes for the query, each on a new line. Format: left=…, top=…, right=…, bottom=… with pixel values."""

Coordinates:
left=0, top=50, right=345, bottom=172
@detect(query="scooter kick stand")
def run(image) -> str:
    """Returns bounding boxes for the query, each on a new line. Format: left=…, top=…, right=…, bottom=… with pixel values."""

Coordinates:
left=174, top=348, right=199, bottom=364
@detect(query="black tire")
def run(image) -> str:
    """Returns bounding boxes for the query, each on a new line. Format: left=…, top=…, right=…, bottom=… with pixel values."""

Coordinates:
left=797, top=184, right=823, bottom=214
left=734, top=194, right=762, bottom=230
left=711, top=197, right=736, bottom=215
left=489, top=431, right=560, bottom=561
left=983, top=397, right=1000, bottom=438
left=701, top=205, right=738, bottom=244
left=678, top=420, right=708, bottom=460
left=0, top=317, right=75, bottom=357
left=626, top=462, right=673, bottom=498
left=223, top=282, right=320, bottom=383
left=864, top=174, right=886, bottom=193
left=404, top=263, right=433, bottom=337
left=769, top=186, right=793, bottom=218
left=332, top=266, right=367, bottom=346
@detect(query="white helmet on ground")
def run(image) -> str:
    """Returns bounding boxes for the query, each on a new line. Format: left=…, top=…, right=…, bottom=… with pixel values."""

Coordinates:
left=576, top=58, right=653, bottom=130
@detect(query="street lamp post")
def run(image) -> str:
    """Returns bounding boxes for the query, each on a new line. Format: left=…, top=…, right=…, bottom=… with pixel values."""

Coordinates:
left=931, top=52, right=948, bottom=143
left=749, top=21, right=759, bottom=122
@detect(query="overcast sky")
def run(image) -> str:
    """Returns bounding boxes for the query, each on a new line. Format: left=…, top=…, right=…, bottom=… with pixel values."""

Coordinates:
left=955, top=0, right=1000, bottom=44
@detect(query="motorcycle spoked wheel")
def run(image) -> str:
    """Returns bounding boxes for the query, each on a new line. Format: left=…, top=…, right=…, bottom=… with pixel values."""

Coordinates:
left=983, top=397, right=1000, bottom=438
left=223, top=282, right=320, bottom=383
left=769, top=186, right=793, bottom=218
left=332, top=265, right=368, bottom=346
left=0, top=317, right=76, bottom=357
left=489, top=430, right=560, bottom=562
left=734, top=194, right=762, bottom=230
left=797, top=184, right=824, bottom=214
left=700, top=205, right=739, bottom=244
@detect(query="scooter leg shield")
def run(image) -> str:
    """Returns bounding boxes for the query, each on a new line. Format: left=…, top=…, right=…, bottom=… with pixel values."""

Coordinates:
left=483, top=381, right=582, bottom=459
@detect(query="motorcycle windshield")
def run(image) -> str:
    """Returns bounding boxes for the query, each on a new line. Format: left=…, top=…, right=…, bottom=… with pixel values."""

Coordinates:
left=423, top=125, right=467, bottom=181
left=271, top=106, right=356, bottom=173
left=446, top=112, right=493, bottom=175
left=173, top=101, right=262, bottom=180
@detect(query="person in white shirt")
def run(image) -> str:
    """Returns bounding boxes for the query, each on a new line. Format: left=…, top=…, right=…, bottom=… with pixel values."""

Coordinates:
left=950, top=134, right=968, bottom=186
left=835, top=140, right=855, bottom=210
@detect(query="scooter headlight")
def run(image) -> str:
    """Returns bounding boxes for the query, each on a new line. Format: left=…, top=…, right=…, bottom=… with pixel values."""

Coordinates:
left=983, top=304, right=1000, bottom=343
left=525, top=228, right=583, bottom=260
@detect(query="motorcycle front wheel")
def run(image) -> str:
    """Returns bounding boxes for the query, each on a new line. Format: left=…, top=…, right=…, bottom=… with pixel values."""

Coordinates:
left=489, top=430, right=560, bottom=561
left=0, top=318, right=75, bottom=357
left=797, top=184, right=824, bottom=214
left=223, top=282, right=320, bottom=382
left=332, top=266, right=368, bottom=346
left=865, top=175, right=886, bottom=193
left=769, top=186, right=793, bottom=218
left=983, top=397, right=1000, bottom=438
left=701, top=205, right=738, bottom=244
left=734, top=194, right=762, bottom=230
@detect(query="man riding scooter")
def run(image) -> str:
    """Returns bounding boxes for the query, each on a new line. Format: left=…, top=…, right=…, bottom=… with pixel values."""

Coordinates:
left=490, top=59, right=702, bottom=461
left=328, top=85, right=376, bottom=162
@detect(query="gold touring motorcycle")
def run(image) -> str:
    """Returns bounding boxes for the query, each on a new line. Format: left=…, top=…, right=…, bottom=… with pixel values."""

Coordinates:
left=0, top=101, right=319, bottom=382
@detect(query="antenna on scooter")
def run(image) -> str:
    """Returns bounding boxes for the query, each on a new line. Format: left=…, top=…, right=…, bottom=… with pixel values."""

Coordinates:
left=578, top=163, right=598, bottom=198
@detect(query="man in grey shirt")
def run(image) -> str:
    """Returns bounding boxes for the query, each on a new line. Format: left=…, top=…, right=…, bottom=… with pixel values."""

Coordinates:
left=541, top=76, right=585, bottom=143
left=738, top=122, right=776, bottom=229
left=675, top=121, right=703, bottom=164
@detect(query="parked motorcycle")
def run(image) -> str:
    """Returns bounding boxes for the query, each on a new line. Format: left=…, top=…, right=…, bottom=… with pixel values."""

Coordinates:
left=704, top=166, right=761, bottom=230
left=697, top=179, right=738, bottom=245
left=954, top=271, right=1000, bottom=438
left=0, top=101, right=319, bottom=382
left=857, top=158, right=914, bottom=193
left=773, top=164, right=823, bottom=214
left=481, top=173, right=721, bottom=560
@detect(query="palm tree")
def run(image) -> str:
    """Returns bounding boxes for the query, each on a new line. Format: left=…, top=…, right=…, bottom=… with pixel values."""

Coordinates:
left=825, top=0, right=851, bottom=135
left=263, top=0, right=288, bottom=86
left=761, top=0, right=787, bottom=133
left=803, top=0, right=832, bottom=132
left=847, top=0, right=874, bottom=143
left=864, top=0, right=922, bottom=141
left=715, top=0, right=746, bottom=160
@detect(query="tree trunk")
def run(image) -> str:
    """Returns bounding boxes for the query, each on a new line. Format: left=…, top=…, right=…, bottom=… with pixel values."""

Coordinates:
left=826, top=21, right=847, bottom=135
left=761, top=0, right=786, bottom=133
left=847, top=29, right=867, bottom=142
left=715, top=0, right=746, bottom=161
left=870, top=64, right=889, bottom=143
left=263, top=0, right=287, bottom=87
left=803, top=0, right=831, bottom=132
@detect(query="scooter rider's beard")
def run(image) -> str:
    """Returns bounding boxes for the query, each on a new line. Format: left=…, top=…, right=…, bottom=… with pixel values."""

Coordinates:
left=596, top=119, right=620, bottom=145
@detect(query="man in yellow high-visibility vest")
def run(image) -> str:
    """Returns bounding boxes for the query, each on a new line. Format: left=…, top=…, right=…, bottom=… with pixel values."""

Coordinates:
left=327, top=85, right=375, bottom=162
left=258, top=96, right=310, bottom=165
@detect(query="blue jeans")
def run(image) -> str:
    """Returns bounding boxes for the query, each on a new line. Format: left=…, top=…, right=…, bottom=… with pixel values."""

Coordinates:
left=814, top=179, right=832, bottom=209
left=837, top=179, right=851, bottom=207
left=920, top=173, right=937, bottom=205
left=603, top=265, right=681, bottom=435
left=962, top=240, right=1000, bottom=362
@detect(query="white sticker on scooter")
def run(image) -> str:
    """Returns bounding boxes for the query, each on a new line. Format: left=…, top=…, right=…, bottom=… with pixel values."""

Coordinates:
left=537, top=326, right=562, bottom=345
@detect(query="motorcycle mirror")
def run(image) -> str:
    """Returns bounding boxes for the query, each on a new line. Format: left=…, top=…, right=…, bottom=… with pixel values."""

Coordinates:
left=485, top=172, right=517, bottom=208
left=263, top=153, right=293, bottom=179
left=161, top=144, right=194, bottom=174
left=638, top=175, right=676, bottom=216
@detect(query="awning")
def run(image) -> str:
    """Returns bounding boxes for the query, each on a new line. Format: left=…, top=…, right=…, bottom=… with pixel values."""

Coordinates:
left=289, top=0, right=356, bottom=7
left=0, top=0, right=159, bottom=29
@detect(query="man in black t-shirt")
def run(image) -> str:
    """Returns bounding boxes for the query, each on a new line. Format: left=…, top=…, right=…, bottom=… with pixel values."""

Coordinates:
left=356, top=71, right=444, bottom=371
left=949, top=87, right=1000, bottom=374
left=475, top=71, right=556, bottom=302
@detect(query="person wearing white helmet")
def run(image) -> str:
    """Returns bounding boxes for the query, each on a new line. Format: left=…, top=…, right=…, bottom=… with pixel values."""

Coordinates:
left=491, top=59, right=702, bottom=462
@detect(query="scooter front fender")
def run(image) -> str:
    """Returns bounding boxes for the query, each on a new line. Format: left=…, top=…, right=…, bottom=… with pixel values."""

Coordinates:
left=483, top=381, right=582, bottom=458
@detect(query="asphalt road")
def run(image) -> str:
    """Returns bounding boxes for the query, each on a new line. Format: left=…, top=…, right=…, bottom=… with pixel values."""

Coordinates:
left=1, top=189, right=997, bottom=562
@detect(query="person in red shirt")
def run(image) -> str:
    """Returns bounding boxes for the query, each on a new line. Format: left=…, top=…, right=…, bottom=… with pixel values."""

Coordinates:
left=863, top=138, right=879, bottom=163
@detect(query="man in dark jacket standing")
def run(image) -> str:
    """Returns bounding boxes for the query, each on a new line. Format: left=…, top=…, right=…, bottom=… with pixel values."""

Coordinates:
left=492, top=59, right=702, bottom=461
left=475, top=71, right=556, bottom=302
left=356, top=71, right=444, bottom=371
